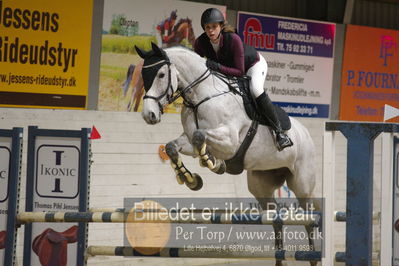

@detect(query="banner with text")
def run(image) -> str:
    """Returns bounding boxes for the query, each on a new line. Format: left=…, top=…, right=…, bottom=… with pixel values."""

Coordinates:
left=100, top=0, right=225, bottom=113
left=0, top=0, right=93, bottom=109
left=340, top=25, right=399, bottom=122
left=238, top=11, right=335, bottom=118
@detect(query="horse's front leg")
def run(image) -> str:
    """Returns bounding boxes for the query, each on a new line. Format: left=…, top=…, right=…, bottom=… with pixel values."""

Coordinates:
left=192, top=130, right=226, bottom=175
left=165, top=133, right=203, bottom=191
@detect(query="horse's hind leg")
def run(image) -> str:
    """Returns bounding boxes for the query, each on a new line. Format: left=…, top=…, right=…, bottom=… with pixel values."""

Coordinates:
left=247, top=169, right=287, bottom=266
left=286, top=159, right=319, bottom=266
left=192, top=130, right=226, bottom=174
left=165, top=134, right=203, bottom=191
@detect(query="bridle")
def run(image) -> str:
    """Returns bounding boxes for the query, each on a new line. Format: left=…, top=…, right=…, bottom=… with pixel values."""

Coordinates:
left=142, top=59, right=173, bottom=114
left=143, top=58, right=235, bottom=128
left=142, top=58, right=211, bottom=114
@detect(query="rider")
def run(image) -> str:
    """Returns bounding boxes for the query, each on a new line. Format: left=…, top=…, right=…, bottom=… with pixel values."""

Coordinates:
left=156, top=10, right=177, bottom=47
left=194, top=8, right=293, bottom=151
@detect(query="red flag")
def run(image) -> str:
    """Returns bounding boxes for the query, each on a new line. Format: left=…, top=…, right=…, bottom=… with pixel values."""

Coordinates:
left=90, top=126, right=101, bottom=139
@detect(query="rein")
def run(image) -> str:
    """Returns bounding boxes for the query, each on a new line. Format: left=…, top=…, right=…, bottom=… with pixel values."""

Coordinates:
left=170, top=68, right=211, bottom=104
left=179, top=69, right=241, bottom=129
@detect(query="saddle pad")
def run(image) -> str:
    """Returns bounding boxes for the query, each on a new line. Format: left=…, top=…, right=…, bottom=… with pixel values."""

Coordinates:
left=237, top=78, right=291, bottom=131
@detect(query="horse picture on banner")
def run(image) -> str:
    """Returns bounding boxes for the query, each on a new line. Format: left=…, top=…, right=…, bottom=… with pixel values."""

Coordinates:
left=165, top=18, right=196, bottom=48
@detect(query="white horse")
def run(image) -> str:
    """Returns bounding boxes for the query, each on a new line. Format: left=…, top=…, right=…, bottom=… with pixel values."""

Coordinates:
left=136, top=43, right=318, bottom=265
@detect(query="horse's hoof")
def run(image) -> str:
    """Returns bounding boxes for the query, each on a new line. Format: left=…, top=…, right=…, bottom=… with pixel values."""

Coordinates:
left=199, top=159, right=207, bottom=168
left=186, top=173, right=203, bottom=191
left=214, top=160, right=226, bottom=175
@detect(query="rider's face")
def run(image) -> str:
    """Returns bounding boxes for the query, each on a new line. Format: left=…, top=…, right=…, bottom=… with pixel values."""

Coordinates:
left=205, top=23, right=222, bottom=43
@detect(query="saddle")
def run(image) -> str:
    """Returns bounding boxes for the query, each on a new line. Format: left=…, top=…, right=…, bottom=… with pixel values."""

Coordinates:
left=223, top=75, right=291, bottom=130
left=214, top=73, right=291, bottom=175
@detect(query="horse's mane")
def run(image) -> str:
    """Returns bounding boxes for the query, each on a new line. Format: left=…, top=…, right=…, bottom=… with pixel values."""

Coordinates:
left=165, top=46, right=202, bottom=61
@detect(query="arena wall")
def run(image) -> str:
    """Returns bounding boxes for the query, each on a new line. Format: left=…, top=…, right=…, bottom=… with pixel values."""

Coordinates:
left=0, top=107, right=383, bottom=265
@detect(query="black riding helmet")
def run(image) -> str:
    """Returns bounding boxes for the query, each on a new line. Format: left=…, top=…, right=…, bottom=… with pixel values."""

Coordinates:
left=200, top=8, right=225, bottom=30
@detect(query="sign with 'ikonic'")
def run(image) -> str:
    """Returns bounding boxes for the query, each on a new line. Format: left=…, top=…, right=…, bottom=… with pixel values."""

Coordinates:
left=36, top=145, right=79, bottom=198
left=24, top=127, right=90, bottom=266
left=237, top=11, right=335, bottom=118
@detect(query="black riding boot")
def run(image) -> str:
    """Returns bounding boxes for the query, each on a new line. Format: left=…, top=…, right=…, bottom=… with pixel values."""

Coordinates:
left=255, top=92, right=293, bottom=151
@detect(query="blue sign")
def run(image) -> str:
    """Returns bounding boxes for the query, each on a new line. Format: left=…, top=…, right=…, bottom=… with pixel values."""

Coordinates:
left=237, top=12, right=336, bottom=118
left=238, top=13, right=335, bottom=58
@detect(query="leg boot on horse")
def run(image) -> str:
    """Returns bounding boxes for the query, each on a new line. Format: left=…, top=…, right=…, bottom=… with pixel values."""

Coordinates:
left=165, top=141, right=203, bottom=191
left=192, top=131, right=226, bottom=174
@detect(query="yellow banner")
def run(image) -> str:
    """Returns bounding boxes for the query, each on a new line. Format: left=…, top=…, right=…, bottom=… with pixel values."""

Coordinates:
left=0, top=0, right=93, bottom=109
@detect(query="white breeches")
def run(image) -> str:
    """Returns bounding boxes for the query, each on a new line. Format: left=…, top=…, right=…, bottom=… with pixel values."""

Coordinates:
left=246, top=53, right=268, bottom=98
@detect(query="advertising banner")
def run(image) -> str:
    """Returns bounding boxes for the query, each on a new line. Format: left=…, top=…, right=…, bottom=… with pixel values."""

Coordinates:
left=0, top=0, right=93, bottom=109
left=23, top=127, right=90, bottom=266
left=99, top=0, right=225, bottom=113
left=237, top=11, right=336, bottom=118
left=340, top=25, right=399, bottom=122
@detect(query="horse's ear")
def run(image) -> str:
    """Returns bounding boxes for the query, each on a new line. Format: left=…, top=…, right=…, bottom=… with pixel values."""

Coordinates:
left=135, top=45, right=147, bottom=59
left=151, top=42, right=164, bottom=58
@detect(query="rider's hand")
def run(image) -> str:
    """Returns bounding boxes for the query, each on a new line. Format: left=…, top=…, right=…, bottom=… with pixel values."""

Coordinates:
left=206, top=59, right=220, bottom=71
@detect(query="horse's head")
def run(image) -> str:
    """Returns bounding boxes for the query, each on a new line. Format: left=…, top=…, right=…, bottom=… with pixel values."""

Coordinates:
left=135, top=42, right=178, bottom=124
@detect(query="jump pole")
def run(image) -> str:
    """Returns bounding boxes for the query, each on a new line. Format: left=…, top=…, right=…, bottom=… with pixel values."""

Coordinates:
left=16, top=210, right=321, bottom=227
left=85, top=245, right=322, bottom=261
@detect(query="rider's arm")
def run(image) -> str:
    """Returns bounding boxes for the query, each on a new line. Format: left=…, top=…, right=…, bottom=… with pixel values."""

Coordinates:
left=218, top=34, right=245, bottom=77
left=194, top=37, right=205, bottom=57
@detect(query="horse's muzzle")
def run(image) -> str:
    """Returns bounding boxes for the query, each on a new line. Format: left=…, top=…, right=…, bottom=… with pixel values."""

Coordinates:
left=143, top=111, right=161, bottom=125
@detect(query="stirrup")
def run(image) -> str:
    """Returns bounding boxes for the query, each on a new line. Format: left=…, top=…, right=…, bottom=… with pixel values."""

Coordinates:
left=276, top=133, right=293, bottom=151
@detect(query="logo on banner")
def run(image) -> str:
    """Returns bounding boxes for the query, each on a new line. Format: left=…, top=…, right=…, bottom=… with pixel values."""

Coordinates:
left=243, top=18, right=275, bottom=50
left=36, top=145, right=80, bottom=198
left=380, top=35, right=396, bottom=66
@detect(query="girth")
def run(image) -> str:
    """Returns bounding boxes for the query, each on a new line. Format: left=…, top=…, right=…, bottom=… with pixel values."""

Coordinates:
left=224, top=120, right=259, bottom=175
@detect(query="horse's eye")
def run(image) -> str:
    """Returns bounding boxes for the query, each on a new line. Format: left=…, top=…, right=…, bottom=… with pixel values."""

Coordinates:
left=158, top=73, right=165, bottom=78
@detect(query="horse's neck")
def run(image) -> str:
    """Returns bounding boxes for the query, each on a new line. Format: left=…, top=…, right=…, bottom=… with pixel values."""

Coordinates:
left=169, top=50, right=223, bottom=103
